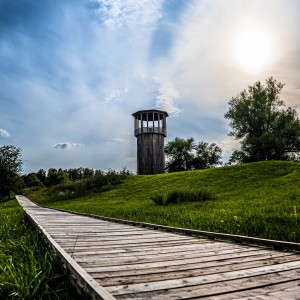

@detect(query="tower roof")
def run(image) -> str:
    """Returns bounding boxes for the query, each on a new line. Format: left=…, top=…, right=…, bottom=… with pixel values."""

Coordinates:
left=132, top=109, right=169, bottom=119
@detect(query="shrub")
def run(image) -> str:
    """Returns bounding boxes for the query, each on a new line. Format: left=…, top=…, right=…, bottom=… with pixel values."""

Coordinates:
left=152, top=195, right=164, bottom=205
left=35, top=169, right=132, bottom=201
left=152, top=187, right=215, bottom=205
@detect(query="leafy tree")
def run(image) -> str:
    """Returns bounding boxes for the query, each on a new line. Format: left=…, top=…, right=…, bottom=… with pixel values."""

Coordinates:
left=66, top=167, right=95, bottom=181
left=0, top=145, right=23, bottom=199
left=224, top=77, right=300, bottom=163
left=36, top=169, right=46, bottom=184
left=45, top=168, right=69, bottom=186
left=24, top=173, right=43, bottom=188
left=67, top=168, right=82, bottom=182
left=193, top=142, right=222, bottom=169
left=83, top=167, right=94, bottom=179
left=165, top=138, right=222, bottom=172
left=165, top=137, right=195, bottom=172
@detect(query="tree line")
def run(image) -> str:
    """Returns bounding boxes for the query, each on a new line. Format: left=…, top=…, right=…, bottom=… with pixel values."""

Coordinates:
left=0, top=154, right=131, bottom=201
left=23, top=167, right=127, bottom=188
left=1, top=77, right=300, bottom=199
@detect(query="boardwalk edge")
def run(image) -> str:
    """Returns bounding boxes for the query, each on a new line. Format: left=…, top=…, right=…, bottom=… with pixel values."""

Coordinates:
left=16, top=195, right=116, bottom=300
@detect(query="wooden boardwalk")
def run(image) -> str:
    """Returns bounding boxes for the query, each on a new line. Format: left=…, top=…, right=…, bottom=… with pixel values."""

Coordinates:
left=17, top=195, right=300, bottom=299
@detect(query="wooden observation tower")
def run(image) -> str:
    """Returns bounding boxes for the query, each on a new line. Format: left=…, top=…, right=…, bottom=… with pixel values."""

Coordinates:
left=132, top=109, right=168, bottom=175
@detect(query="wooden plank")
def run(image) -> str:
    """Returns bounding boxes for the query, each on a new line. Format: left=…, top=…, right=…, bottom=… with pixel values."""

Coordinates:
left=43, top=226, right=147, bottom=232
left=77, top=251, right=294, bottom=269
left=96, top=255, right=300, bottom=287
left=48, top=231, right=167, bottom=235
left=60, top=241, right=233, bottom=254
left=49, top=234, right=175, bottom=242
left=58, top=237, right=197, bottom=248
left=55, top=237, right=237, bottom=246
left=114, top=270, right=300, bottom=299
left=51, top=235, right=211, bottom=244
left=75, top=248, right=264, bottom=268
left=90, top=253, right=296, bottom=279
left=47, top=231, right=176, bottom=239
left=72, top=243, right=252, bottom=260
left=199, top=280, right=300, bottom=299
left=83, top=249, right=278, bottom=273
left=61, top=239, right=207, bottom=253
left=105, top=261, right=300, bottom=296
left=68, top=241, right=223, bottom=257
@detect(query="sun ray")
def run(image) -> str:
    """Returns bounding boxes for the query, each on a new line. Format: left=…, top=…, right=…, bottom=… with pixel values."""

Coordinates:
left=233, top=24, right=275, bottom=74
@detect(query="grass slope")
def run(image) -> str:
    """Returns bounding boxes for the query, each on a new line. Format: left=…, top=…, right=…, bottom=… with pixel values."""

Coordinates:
left=29, top=161, right=300, bottom=243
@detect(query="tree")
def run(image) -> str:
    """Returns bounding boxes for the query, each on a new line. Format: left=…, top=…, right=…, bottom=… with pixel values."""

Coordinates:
left=193, top=142, right=222, bottom=169
left=0, top=145, right=23, bottom=200
left=24, top=173, right=43, bottom=188
left=45, top=168, right=69, bottom=186
left=36, top=169, right=46, bottom=184
left=164, top=137, right=222, bottom=172
left=224, top=77, right=300, bottom=163
left=67, top=168, right=82, bottom=182
left=164, top=137, right=195, bottom=172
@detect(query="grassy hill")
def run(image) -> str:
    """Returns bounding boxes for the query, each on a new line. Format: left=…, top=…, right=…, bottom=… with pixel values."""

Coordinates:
left=27, top=161, right=300, bottom=243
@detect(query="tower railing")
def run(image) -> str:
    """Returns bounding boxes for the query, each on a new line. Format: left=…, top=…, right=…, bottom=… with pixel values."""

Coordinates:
left=134, top=127, right=167, bottom=136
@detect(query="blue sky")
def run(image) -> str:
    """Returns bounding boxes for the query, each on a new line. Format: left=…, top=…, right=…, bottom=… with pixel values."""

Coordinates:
left=1, top=0, right=300, bottom=173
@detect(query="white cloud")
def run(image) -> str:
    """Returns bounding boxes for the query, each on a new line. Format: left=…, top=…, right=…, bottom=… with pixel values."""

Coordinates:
left=0, top=128, right=10, bottom=138
left=155, top=78, right=182, bottom=116
left=113, top=138, right=123, bottom=143
left=106, top=138, right=124, bottom=145
left=217, top=136, right=240, bottom=154
left=104, top=87, right=129, bottom=104
left=54, top=142, right=85, bottom=150
left=95, top=0, right=163, bottom=29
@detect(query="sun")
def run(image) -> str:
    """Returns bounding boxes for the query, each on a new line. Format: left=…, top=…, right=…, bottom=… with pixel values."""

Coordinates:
left=233, top=25, right=274, bottom=74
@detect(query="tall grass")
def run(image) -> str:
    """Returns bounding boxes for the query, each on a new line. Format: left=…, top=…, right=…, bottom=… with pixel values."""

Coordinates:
left=0, top=200, right=79, bottom=299
left=152, top=187, right=215, bottom=205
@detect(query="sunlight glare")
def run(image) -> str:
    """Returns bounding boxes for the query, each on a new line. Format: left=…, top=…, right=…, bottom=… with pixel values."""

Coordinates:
left=234, top=25, right=274, bottom=73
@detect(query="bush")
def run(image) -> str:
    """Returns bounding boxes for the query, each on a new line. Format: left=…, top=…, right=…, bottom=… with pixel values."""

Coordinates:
left=152, top=187, right=215, bottom=205
left=39, top=169, right=131, bottom=201
left=152, top=195, right=164, bottom=205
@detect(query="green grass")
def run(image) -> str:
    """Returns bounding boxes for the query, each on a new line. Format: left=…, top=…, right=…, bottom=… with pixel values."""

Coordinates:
left=0, top=200, right=79, bottom=299
left=152, top=187, right=216, bottom=205
left=26, top=161, right=300, bottom=243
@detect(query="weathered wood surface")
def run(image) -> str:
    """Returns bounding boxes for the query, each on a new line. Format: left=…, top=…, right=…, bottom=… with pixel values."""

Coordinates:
left=17, top=195, right=300, bottom=299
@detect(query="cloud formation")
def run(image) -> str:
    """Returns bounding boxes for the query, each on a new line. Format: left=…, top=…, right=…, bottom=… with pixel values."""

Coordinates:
left=94, top=0, right=162, bottom=29
left=0, top=129, right=10, bottom=138
left=104, top=87, right=129, bottom=104
left=54, top=143, right=85, bottom=150
left=155, top=78, right=181, bottom=116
